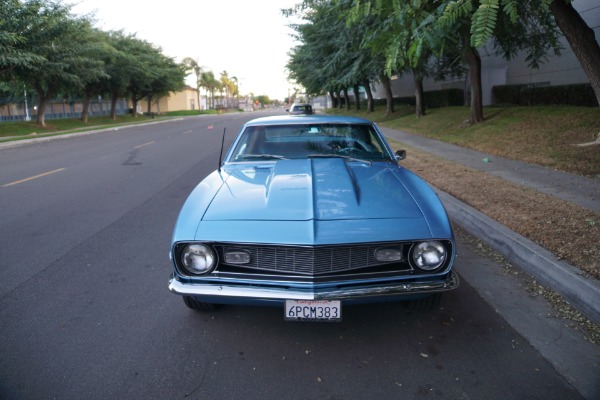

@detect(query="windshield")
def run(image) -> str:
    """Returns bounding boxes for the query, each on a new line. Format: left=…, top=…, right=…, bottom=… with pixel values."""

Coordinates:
left=229, top=123, right=393, bottom=162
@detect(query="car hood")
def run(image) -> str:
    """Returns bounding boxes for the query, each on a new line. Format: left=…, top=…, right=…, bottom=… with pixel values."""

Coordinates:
left=205, top=158, right=422, bottom=221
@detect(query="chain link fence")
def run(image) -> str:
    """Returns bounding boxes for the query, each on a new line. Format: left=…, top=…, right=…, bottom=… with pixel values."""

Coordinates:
left=0, top=96, right=129, bottom=122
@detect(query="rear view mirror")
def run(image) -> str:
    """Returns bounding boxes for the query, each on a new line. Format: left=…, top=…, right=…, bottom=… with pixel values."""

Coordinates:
left=395, top=149, right=407, bottom=161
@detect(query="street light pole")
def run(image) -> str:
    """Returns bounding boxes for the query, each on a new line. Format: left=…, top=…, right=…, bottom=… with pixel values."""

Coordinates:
left=24, top=88, right=31, bottom=121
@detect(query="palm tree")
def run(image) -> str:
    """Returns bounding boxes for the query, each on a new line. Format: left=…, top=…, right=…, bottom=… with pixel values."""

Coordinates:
left=231, top=76, right=239, bottom=108
left=181, top=57, right=203, bottom=110
left=220, top=70, right=236, bottom=109
left=200, top=70, right=219, bottom=109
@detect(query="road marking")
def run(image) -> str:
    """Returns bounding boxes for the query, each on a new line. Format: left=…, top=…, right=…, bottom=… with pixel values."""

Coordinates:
left=2, top=168, right=66, bottom=188
left=183, top=130, right=193, bottom=134
left=134, top=141, right=155, bottom=149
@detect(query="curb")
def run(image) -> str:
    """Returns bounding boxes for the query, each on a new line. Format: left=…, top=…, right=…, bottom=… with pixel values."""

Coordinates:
left=436, top=189, right=600, bottom=325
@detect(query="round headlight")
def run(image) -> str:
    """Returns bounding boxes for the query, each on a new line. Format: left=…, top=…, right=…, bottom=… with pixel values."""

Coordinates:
left=411, top=241, right=447, bottom=271
left=181, top=244, right=216, bottom=275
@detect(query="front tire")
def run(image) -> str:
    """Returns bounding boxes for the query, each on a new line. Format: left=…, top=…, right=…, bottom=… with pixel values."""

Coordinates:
left=183, top=296, right=221, bottom=312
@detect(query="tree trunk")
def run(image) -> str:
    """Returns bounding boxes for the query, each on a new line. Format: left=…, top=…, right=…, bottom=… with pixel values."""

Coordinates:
left=461, top=27, right=484, bottom=124
left=33, top=86, right=48, bottom=127
left=381, top=75, right=395, bottom=115
left=329, top=91, right=337, bottom=108
left=81, top=94, right=91, bottom=123
left=413, top=71, right=426, bottom=118
left=363, top=80, right=374, bottom=112
left=549, top=0, right=600, bottom=107
left=110, top=93, right=118, bottom=120
left=343, top=88, right=350, bottom=110
left=146, top=95, right=152, bottom=114
left=35, top=96, right=47, bottom=127
left=131, top=98, right=138, bottom=117
left=353, top=85, right=360, bottom=111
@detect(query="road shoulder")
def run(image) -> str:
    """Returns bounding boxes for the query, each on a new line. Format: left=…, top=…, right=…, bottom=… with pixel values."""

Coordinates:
left=455, top=230, right=600, bottom=400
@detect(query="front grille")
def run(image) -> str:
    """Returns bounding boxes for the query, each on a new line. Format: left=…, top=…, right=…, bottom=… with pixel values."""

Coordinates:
left=214, top=243, right=407, bottom=276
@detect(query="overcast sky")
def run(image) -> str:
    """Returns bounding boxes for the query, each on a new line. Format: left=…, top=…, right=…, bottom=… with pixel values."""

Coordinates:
left=67, top=0, right=301, bottom=100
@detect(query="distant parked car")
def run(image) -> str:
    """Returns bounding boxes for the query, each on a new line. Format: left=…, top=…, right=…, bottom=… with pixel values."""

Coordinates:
left=287, top=103, right=313, bottom=115
left=169, top=115, right=458, bottom=321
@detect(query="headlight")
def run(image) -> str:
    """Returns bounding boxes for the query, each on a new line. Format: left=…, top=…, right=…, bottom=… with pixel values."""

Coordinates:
left=180, top=244, right=216, bottom=275
left=411, top=241, right=447, bottom=271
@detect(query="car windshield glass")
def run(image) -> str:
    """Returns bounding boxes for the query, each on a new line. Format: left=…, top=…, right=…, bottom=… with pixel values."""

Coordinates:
left=230, top=123, right=392, bottom=161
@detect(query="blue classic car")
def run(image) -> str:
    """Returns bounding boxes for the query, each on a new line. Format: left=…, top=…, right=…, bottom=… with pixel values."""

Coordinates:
left=169, top=115, right=458, bottom=321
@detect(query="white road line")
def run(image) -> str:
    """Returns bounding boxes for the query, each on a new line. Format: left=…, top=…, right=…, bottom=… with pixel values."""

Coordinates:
left=134, top=141, right=155, bottom=149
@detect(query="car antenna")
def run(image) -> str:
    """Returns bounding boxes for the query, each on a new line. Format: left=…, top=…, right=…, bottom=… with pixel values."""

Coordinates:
left=218, top=127, right=226, bottom=173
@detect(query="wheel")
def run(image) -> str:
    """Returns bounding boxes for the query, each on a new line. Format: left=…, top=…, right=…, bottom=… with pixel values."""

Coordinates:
left=403, top=293, right=442, bottom=312
left=183, top=296, right=221, bottom=312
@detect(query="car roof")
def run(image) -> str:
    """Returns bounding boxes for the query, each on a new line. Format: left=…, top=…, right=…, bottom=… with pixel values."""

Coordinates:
left=244, top=115, right=374, bottom=127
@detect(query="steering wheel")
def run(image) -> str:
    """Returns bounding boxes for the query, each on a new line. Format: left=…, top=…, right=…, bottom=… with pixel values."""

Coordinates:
left=337, top=146, right=357, bottom=155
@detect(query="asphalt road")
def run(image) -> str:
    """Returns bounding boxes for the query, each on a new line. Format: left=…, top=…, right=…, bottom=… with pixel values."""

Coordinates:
left=0, top=111, right=587, bottom=399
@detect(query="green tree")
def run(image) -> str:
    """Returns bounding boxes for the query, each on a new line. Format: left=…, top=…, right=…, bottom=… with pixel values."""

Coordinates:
left=200, top=70, right=220, bottom=109
left=438, top=0, right=563, bottom=123
left=293, top=0, right=569, bottom=122
left=181, top=57, right=203, bottom=111
left=143, top=54, right=186, bottom=114
left=220, top=70, right=236, bottom=108
left=254, top=95, right=271, bottom=106
left=231, top=76, right=239, bottom=108
left=458, top=0, right=600, bottom=107
left=0, top=0, right=45, bottom=77
left=125, top=39, right=163, bottom=116
left=69, top=27, right=111, bottom=123
left=2, top=0, right=102, bottom=126
left=103, top=31, right=141, bottom=119
left=286, top=1, right=385, bottom=113
left=348, top=0, right=464, bottom=117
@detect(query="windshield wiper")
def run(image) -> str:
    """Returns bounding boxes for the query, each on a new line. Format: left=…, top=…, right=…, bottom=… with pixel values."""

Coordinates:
left=307, top=153, right=372, bottom=165
left=238, top=154, right=287, bottom=160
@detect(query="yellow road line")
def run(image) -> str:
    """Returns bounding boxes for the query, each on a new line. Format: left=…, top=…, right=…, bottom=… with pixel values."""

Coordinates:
left=2, top=168, right=66, bottom=188
left=134, top=141, right=155, bottom=149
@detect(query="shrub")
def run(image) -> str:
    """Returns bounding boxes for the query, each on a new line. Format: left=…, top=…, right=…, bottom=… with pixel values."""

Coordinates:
left=372, top=88, right=465, bottom=109
left=492, top=83, right=598, bottom=107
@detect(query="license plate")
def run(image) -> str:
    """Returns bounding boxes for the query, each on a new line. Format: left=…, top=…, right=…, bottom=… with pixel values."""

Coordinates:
left=284, top=300, right=342, bottom=322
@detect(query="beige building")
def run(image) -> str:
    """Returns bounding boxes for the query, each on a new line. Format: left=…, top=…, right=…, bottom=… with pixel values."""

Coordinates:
left=137, top=86, right=207, bottom=113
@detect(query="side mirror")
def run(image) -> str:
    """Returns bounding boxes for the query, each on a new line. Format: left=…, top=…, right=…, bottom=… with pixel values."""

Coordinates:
left=395, top=149, right=407, bottom=161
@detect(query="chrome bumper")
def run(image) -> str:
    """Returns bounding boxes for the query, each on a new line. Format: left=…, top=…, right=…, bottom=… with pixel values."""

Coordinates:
left=169, top=271, right=459, bottom=301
